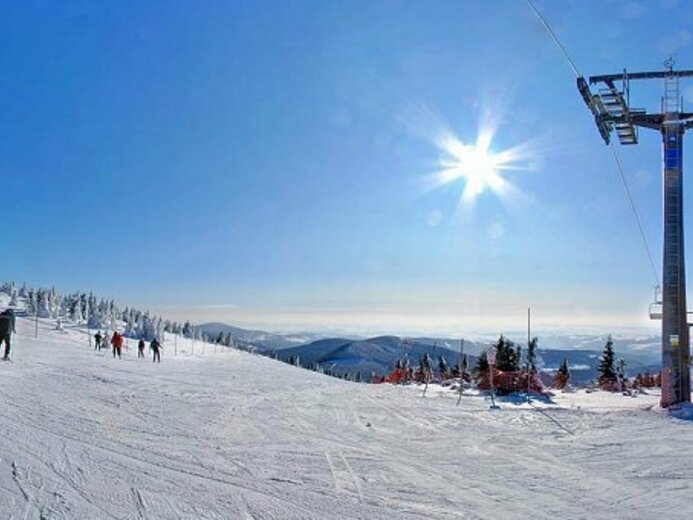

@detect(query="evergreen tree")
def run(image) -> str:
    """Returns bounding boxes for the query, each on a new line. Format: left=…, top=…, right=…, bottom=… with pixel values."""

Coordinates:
left=474, top=351, right=489, bottom=376
left=438, top=355, right=448, bottom=378
left=450, top=363, right=460, bottom=378
left=616, top=357, right=627, bottom=392
left=68, top=296, right=82, bottom=322
left=494, top=335, right=521, bottom=372
left=420, top=353, right=431, bottom=371
left=420, top=353, right=432, bottom=381
left=80, top=293, right=88, bottom=320
left=527, top=337, right=538, bottom=371
left=37, top=289, right=51, bottom=318
left=598, top=335, right=617, bottom=389
left=554, top=358, right=570, bottom=389
left=182, top=321, right=192, bottom=338
left=26, top=290, right=37, bottom=316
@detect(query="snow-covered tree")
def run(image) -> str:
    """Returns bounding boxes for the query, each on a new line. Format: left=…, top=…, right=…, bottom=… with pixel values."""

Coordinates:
left=616, top=358, right=627, bottom=392
left=182, top=321, right=192, bottom=338
left=26, top=289, right=37, bottom=316
left=37, top=289, right=51, bottom=318
left=438, top=355, right=449, bottom=379
left=68, top=294, right=83, bottom=322
left=9, top=288, right=18, bottom=307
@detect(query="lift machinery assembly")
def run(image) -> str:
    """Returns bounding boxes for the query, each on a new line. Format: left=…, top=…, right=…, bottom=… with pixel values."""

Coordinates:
left=578, top=60, right=693, bottom=408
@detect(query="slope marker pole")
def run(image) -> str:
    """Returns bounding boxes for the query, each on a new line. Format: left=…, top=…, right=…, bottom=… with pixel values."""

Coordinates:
left=457, top=339, right=464, bottom=406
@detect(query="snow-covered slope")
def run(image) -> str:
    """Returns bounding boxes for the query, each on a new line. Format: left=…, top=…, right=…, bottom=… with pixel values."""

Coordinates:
left=1, top=313, right=692, bottom=519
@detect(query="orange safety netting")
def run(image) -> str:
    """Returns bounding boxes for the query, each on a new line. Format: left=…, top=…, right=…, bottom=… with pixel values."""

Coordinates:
left=382, top=368, right=407, bottom=384
left=476, top=368, right=543, bottom=393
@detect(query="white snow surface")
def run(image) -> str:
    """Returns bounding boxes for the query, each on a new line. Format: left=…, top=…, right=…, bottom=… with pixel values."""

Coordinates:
left=1, top=315, right=693, bottom=519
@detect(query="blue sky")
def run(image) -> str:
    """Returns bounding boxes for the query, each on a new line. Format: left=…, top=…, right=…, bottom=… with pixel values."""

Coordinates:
left=2, top=0, right=693, bottom=335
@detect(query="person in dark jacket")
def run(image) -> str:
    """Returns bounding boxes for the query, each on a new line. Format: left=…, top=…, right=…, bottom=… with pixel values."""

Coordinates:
left=150, top=338, right=162, bottom=363
left=137, top=339, right=145, bottom=358
left=0, top=308, right=16, bottom=360
left=94, top=331, right=103, bottom=351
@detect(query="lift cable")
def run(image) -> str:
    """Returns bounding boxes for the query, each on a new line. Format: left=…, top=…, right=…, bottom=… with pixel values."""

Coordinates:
left=525, top=0, right=581, bottom=78
left=609, top=144, right=661, bottom=287
left=526, top=0, right=661, bottom=288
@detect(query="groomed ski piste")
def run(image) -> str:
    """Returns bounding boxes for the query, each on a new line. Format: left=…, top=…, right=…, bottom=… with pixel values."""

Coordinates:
left=1, top=302, right=692, bottom=519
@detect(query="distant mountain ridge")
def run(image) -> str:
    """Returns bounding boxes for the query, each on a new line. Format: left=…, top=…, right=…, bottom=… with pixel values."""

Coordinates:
left=196, top=322, right=357, bottom=351
left=276, top=335, right=474, bottom=378
left=197, top=321, right=663, bottom=383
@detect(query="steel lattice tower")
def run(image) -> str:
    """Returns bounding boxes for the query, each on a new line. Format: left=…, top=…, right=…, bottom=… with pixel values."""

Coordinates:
left=578, top=62, right=693, bottom=407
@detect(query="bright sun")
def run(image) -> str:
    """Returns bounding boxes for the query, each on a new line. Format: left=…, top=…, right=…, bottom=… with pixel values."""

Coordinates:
left=439, top=140, right=503, bottom=204
left=405, top=102, right=537, bottom=212
left=428, top=118, right=534, bottom=211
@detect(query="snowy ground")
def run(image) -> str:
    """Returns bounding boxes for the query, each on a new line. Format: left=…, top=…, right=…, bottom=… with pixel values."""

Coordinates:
left=1, top=314, right=692, bottom=519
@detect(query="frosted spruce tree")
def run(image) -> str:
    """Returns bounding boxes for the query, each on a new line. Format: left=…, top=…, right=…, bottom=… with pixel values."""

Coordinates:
left=9, top=288, right=18, bottom=307
left=616, top=358, right=627, bottom=392
left=36, top=289, right=51, bottom=318
left=438, top=355, right=448, bottom=379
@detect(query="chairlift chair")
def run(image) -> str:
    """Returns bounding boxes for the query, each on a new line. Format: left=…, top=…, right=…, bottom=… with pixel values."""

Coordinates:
left=649, top=286, right=662, bottom=320
left=649, top=301, right=663, bottom=320
left=648, top=286, right=693, bottom=322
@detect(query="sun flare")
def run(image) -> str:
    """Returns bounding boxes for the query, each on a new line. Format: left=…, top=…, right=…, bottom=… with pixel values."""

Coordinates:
left=439, top=139, right=505, bottom=203
left=409, top=104, right=538, bottom=212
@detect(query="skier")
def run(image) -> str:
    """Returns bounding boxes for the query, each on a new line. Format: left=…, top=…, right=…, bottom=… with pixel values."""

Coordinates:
left=111, top=331, right=123, bottom=358
left=150, top=338, right=162, bottom=363
left=94, top=331, right=103, bottom=351
left=137, top=339, right=145, bottom=358
left=0, top=308, right=16, bottom=361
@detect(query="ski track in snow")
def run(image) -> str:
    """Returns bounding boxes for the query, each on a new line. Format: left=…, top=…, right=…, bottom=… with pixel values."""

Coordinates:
left=0, top=313, right=692, bottom=518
